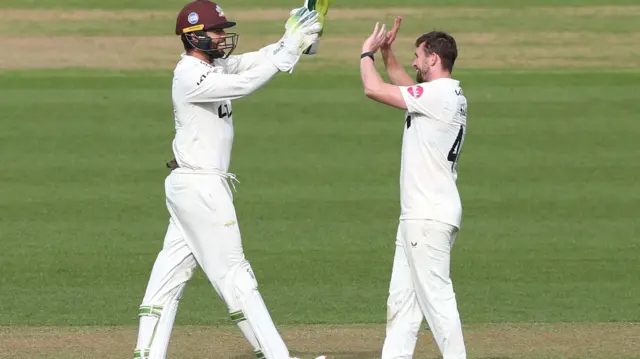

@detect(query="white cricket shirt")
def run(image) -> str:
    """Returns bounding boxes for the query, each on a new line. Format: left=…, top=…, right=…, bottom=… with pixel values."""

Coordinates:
left=398, top=78, right=468, bottom=228
left=170, top=51, right=279, bottom=172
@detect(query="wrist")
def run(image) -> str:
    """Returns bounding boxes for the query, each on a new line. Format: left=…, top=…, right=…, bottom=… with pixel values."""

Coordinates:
left=360, top=51, right=374, bottom=61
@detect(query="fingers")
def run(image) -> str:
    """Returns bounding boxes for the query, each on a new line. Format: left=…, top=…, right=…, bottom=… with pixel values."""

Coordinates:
left=388, top=16, right=401, bottom=40
left=379, top=24, right=387, bottom=38
left=371, top=22, right=385, bottom=37
left=378, top=24, right=387, bottom=46
left=290, top=7, right=307, bottom=18
left=380, top=16, right=401, bottom=48
left=306, top=22, right=323, bottom=34
left=366, top=22, right=387, bottom=50
left=290, top=9, right=319, bottom=32
left=363, top=20, right=394, bottom=52
left=301, top=11, right=321, bottom=33
left=375, top=23, right=386, bottom=42
left=300, top=10, right=319, bottom=24
left=286, top=7, right=307, bottom=30
left=393, top=16, right=402, bottom=31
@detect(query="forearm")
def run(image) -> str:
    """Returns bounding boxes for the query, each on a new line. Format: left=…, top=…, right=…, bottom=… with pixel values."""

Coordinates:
left=225, top=42, right=284, bottom=74
left=381, top=48, right=415, bottom=86
left=223, top=61, right=279, bottom=98
left=218, top=52, right=261, bottom=74
left=185, top=60, right=279, bottom=102
left=360, top=57, right=386, bottom=94
left=220, top=40, right=292, bottom=75
left=360, top=56, right=407, bottom=109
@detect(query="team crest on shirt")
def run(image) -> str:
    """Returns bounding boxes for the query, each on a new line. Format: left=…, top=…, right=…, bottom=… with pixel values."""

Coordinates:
left=407, top=85, right=424, bottom=99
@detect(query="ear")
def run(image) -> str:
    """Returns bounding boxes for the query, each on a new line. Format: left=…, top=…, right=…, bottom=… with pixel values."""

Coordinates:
left=429, top=52, right=438, bottom=67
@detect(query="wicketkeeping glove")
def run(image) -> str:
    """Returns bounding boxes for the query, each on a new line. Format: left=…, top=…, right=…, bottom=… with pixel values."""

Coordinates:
left=284, top=8, right=323, bottom=54
left=302, top=0, right=333, bottom=55
left=264, top=7, right=322, bottom=72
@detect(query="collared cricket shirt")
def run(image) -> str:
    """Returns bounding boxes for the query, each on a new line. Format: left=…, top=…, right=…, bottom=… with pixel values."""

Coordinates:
left=398, top=78, right=468, bottom=228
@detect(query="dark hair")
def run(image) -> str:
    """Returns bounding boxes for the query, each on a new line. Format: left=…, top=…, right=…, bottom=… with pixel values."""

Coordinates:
left=415, top=31, right=458, bottom=73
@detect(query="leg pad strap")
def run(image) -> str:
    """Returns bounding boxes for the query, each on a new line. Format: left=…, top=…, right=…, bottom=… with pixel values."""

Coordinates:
left=139, top=305, right=163, bottom=318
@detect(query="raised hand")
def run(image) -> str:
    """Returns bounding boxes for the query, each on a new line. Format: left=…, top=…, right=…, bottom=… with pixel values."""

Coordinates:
left=382, top=16, right=402, bottom=50
left=362, top=22, right=387, bottom=54
left=284, top=8, right=322, bottom=54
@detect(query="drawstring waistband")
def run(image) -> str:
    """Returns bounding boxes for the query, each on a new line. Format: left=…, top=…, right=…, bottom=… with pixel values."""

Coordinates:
left=222, top=171, right=240, bottom=192
left=167, top=159, right=240, bottom=192
left=173, top=168, right=240, bottom=192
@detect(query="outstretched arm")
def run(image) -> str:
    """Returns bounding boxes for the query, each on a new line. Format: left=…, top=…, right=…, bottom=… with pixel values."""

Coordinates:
left=360, top=22, right=407, bottom=110
left=218, top=42, right=292, bottom=74
left=361, top=56, right=406, bottom=109
left=219, top=7, right=323, bottom=75
left=184, top=8, right=323, bottom=102
left=380, top=17, right=415, bottom=86
left=183, top=61, right=280, bottom=103
left=216, top=52, right=263, bottom=74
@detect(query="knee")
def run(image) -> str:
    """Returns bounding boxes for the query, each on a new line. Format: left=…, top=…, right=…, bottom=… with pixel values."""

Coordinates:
left=386, top=290, right=421, bottom=328
left=230, top=260, right=258, bottom=293
left=139, top=287, right=186, bottom=319
left=220, top=260, right=258, bottom=309
left=141, top=269, right=193, bottom=306
left=418, top=268, right=456, bottom=305
left=387, top=289, right=412, bottom=311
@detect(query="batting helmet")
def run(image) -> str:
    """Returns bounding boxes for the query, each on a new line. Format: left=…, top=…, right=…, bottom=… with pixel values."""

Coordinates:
left=176, top=0, right=239, bottom=60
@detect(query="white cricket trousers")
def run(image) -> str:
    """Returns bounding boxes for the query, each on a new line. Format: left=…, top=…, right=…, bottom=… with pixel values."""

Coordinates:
left=381, top=219, right=467, bottom=359
left=133, top=168, right=290, bottom=359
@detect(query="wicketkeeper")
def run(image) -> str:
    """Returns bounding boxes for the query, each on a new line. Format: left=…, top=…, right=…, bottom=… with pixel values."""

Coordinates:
left=132, top=1, right=326, bottom=359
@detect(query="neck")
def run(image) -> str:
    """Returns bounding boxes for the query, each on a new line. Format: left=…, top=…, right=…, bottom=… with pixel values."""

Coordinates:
left=187, top=50, right=213, bottom=64
left=425, top=69, right=451, bottom=82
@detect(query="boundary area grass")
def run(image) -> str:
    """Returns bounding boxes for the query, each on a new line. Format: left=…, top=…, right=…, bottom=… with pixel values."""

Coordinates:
left=1, top=6, right=638, bottom=69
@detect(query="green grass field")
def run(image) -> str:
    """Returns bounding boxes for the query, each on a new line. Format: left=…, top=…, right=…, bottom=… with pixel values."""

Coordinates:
left=1, top=0, right=639, bottom=358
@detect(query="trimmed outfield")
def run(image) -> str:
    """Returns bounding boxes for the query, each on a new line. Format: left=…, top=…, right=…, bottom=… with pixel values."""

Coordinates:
left=1, top=0, right=639, bottom=358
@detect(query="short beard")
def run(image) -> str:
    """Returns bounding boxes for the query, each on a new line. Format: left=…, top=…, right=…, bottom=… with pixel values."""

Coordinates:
left=208, top=49, right=226, bottom=61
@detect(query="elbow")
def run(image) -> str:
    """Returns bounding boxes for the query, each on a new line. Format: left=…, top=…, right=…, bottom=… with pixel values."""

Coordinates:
left=231, top=81, right=261, bottom=99
left=363, top=86, right=378, bottom=99
left=364, top=87, right=373, bottom=98
left=362, top=78, right=376, bottom=99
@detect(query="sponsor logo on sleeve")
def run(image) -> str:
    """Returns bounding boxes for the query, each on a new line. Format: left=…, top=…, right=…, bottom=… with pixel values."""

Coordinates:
left=407, top=85, right=424, bottom=99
